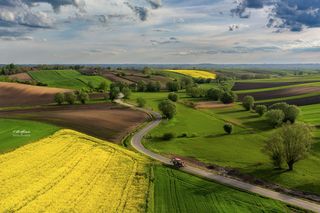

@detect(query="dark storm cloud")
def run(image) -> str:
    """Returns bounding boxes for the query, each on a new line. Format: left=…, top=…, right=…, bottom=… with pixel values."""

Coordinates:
left=232, top=0, right=320, bottom=31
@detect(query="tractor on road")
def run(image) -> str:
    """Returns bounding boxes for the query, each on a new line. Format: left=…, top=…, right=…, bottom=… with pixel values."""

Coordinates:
left=170, top=158, right=185, bottom=168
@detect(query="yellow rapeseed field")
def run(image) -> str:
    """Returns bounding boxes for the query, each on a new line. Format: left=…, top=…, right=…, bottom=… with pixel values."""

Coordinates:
left=0, top=129, right=150, bottom=213
left=165, top=69, right=217, bottom=79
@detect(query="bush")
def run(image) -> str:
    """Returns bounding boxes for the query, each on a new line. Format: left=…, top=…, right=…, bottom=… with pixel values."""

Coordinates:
left=77, top=91, right=89, bottom=104
left=223, top=123, right=233, bottom=134
left=242, top=95, right=255, bottom=111
left=265, top=109, right=285, bottom=127
left=54, top=93, right=65, bottom=105
left=162, top=132, right=175, bottom=140
left=65, top=92, right=76, bottom=105
left=221, top=91, right=237, bottom=104
left=136, top=97, right=146, bottom=107
left=255, top=105, right=267, bottom=116
left=206, top=88, right=222, bottom=101
left=158, top=100, right=176, bottom=119
left=168, top=92, right=178, bottom=102
left=178, top=133, right=188, bottom=138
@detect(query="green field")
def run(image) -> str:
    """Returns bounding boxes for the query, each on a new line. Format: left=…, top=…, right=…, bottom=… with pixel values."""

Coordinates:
left=29, top=70, right=110, bottom=90
left=151, top=166, right=296, bottom=213
left=132, top=91, right=320, bottom=195
left=0, top=119, right=59, bottom=153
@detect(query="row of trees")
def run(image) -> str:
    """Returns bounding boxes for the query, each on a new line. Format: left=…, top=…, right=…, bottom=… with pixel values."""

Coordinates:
left=242, top=96, right=300, bottom=127
left=54, top=91, right=89, bottom=105
left=186, top=86, right=237, bottom=104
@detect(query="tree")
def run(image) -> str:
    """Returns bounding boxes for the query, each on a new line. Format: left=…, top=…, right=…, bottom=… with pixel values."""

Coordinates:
left=265, top=109, right=285, bottom=127
left=186, top=86, right=206, bottom=98
left=269, top=102, right=300, bottom=123
left=166, top=81, right=180, bottom=92
left=255, top=105, right=267, bottom=116
left=158, top=100, right=176, bottom=119
left=98, top=81, right=108, bottom=92
left=87, top=81, right=95, bottom=90
left=223, top=123, right=233, bottom=134
left=265, top=123, right=313, bottom=170
left=221, top=91, right=237, bottom=104
left=179, top=77, right=193, bottom=89
left=136, top=97, right=146, bottom=107
left=265, top=134, right=284, bottom=169
left=77, top=91, right=89, bottom=104
left=122, top=87, right=131, bottom=99
left=146, top=81, right=160, bottom=92
left=242, top=95, right=255, bottom=111
left=54, top=93, right=65, bottom=105
left=137, top=81, right=146, bottom=92
left=143, top=66, right=152, bottom=75
left=206, top=88, right=222, bottom=101
left=168, top=92, right=178, bottom=102
left=109, top=87, right=120, bottom=100
left=65, top=92, right=76, bottom=105
left=269, top=102, right=289, bottom=112
left=284, top=105, right=300, bottom=123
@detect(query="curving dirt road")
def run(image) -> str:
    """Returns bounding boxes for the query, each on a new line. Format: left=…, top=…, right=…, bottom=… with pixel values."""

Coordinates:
left=116, top=100, right=320, bottom=212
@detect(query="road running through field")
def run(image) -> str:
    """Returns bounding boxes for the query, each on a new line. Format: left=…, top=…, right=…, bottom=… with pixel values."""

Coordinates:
left=115, top=99, right=320, bottom=212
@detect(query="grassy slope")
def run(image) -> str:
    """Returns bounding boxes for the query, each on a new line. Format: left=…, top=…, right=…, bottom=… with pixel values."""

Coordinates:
left=151, top=166, right=296, bottom=213
left=29, top=70, right=110, bottom=90
left=0, top=119, right=59, bottom=153
left=133, top=91, right=320, bottom=195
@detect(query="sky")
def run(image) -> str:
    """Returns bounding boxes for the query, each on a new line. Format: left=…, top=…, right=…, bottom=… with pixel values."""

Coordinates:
left=0, top=0, right=320, bottom=64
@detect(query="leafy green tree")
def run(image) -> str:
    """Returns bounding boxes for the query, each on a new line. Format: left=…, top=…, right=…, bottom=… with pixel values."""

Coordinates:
left=265, top=123, right=313, bottom=170
left=179, top=77, right=193, bottom=89
left=220, top=91, right=237, bottom=104
left=265, top=109, right=285, bottom=127
left=269, top=102, right=289, bottom=112
left=284, top=105, right=300, bottom=123
left=242, top=95, right=255, bottom=111
left=206, top=88, right=222, bottom=101
left=166, top=81, right=180, bottom=92
left=122, top=87, right=131, bottom=99
left=223, top=123, right=233, bottom=134
left=137, top=81, right=146, bottom=92
left=265, top=134, right=284, bottom=169
left=168, top=92, right=178, bottom=102
left=109, top=87, right=120, bottom=100
left=158, top=100, right=176, bottom=119
left=146, top=81, right=160, bottom=92
left=186, top=86, right=206, bottom=98
left=136, top=97, right=146, bottom=107
left=255, top=105, right=267, bottom=116
left=87, top=81, right=95, bottom=90
left=77, top=91, right=89, bottom=104
left=98, top=81, right=108, bottom=92
left=54, top=93, right=65, bottom=105
left=65, top=92, right=76, bottom=105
